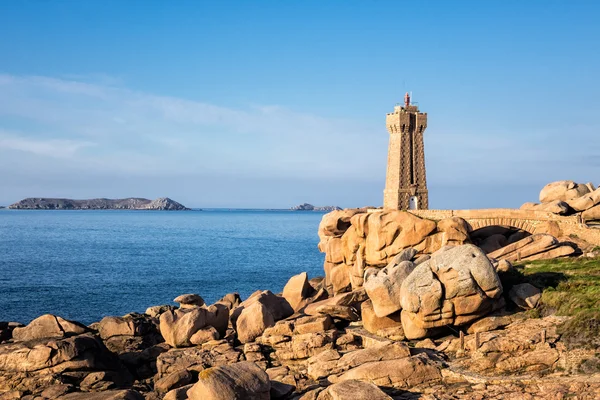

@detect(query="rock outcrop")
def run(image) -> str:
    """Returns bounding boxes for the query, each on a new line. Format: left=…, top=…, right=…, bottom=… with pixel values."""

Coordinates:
left=521, top=180, right=600, bottom=221
left=12, top=314, right=88, bottom=342
left=488, top=233, right=576, bottom=262
left=318, top=209, right=470, bottom=295
left=539, top=181, right=594, bottom=203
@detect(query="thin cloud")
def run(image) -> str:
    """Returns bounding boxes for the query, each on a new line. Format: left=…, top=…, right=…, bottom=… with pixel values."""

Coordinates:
left=0, top=73, right=380, bottom=180
left=0, top=132, right=94, bottom=159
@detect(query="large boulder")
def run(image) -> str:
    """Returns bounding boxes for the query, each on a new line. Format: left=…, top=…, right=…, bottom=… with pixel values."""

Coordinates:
left=187, top=361, right=270, bottom=400
left=414, top=217, right=471, bottom=254
left=174, top=294, right=205, bottom=309
left=12, top=315, right=87, bottom=342
left=97, top=314, right=157, bottom=340
left=154, top=369, right=193, bottom=394
left=336, top=342, right=410, bottom=372
left=216, top=293, right=242, bottom=310
left=539, top=180, right=592, bottom=203
left=329, top=356, right=441, bottom=388
left=0, top=333, right=119, bottom=374
left=488, top=234, right=556, bottom=261
left=430, top=244, right=502, bottom=299
left=190, top=326, right=219, bottom=345
left=363, top=258, right=414, bottom=317
left=567, top=187, right=600, bottom=211
left=522, top=244, right=576, bottom=261
left=230, top=290, right=293, bottom=343
left=318, top=209, right=364, bottom=246
left=360, top=300, right=403, bottom=339
left=436, top=217, right=470, bottom=244
left=327, top=262, right=352, bottom=294
left=520, top=201, right=573, bottom=215
left=304, top=289, right=368, bottom=317
left=282, top=272, right=314, bottom=311
left=159, top=293, right=231, bottom=348
left=488, top=234, right=575, bottom=262
left=205, top=303, right=230, bottom=338
left=509, top=283, right=542, bottom=309
left=351, top=211, right=436, bottom=267
left=231, top=291, right=293, bottom=325
left=324, top=237, right=345, bottom=265
left=317, top=380, right=392, bottom=400
left=399, top=245, right=503, bottom=338
left=159, top=308, right=210, bottom=348
left=236, top=302, right=275, bottom=344
left=582, top=203, right=600, bottom=221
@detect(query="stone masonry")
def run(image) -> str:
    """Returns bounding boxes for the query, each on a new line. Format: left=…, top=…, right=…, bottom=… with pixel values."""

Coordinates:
left=383, top=92, right=428, bottom=210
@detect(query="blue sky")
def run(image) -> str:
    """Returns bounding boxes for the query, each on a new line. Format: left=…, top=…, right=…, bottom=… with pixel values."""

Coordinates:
left=1, top=1, right=599, bottom=208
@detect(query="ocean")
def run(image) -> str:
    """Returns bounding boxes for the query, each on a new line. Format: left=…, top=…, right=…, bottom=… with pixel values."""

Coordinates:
left=0, top=209, right=326, bottom=325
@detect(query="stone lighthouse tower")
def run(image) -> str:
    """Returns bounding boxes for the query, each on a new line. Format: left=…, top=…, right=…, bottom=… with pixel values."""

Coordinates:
left=383, top=93, right=429, bottom=210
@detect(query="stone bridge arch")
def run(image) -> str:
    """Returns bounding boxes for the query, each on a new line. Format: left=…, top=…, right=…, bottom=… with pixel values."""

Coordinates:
left=466, top=217, right=538, bottom=234
left=408, top=208, right=582, bottom=238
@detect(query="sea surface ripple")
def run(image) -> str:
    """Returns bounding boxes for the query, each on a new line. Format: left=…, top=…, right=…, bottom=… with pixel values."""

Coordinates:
left=0, top=209, right=325, bottom=324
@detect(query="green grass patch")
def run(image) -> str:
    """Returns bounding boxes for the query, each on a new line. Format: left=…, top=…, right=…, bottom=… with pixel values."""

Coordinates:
left=516, top=257, right=600, bottom=316
left=512, top=257, right=600, bottom=348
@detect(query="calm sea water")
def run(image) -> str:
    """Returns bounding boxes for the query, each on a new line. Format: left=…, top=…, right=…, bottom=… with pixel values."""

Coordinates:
left=0, top=209, right=325, bottom=324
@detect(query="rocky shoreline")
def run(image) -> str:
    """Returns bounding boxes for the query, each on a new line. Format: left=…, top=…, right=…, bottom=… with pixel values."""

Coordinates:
left=1, top=245, right=598, bottom=399
left=8, top=197, right=189, bottom=211
left=1, top=247, right=599, bottom=398
left=1, top=181, right=599, bottom=399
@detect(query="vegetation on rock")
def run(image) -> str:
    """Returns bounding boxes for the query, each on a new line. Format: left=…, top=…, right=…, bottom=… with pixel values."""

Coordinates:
left=514, top=257, right=600, bottom=348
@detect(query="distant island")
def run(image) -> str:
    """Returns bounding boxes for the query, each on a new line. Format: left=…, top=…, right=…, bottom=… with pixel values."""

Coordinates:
left=8, top=197, right=190, bottom=210
left=291, top=203, right=341, bottom=211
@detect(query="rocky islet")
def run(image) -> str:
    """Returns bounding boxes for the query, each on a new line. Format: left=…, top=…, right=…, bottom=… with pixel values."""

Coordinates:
left=7, top=197, right=190, bottom=211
